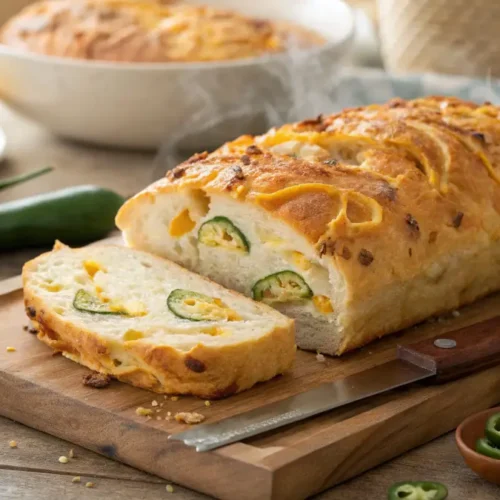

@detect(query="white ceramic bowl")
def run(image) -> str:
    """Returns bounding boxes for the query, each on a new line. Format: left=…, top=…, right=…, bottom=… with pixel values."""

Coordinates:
left=0, top=0, right=354, bottom=150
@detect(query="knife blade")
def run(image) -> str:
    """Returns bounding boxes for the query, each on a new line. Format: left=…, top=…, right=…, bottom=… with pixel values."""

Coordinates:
left=170, top=315, right=500, bottom=452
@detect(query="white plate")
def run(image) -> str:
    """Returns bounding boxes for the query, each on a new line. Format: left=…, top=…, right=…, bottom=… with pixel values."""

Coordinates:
left=0, top=0, right=354, bottom=150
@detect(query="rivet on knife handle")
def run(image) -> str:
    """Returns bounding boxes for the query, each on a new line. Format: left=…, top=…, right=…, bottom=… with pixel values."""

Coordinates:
left=397, top=315, right=500, bottom=382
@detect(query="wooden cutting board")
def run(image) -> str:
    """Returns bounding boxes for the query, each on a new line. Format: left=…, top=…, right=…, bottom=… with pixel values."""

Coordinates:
left=1, top=279, right=500, bottom=500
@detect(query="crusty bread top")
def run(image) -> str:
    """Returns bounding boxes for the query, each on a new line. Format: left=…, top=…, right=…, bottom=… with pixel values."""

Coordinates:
left=117, top=97, right=500, bottom=303
left=23, top=244, right=293, bottom=351
left=0, top=0, right=324, bottom=63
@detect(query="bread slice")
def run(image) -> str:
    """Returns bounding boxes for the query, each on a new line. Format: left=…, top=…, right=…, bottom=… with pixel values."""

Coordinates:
left=22, top=243, right=295, bottom=398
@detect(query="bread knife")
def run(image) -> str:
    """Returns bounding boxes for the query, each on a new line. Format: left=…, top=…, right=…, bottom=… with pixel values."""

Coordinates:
left=170, top=315, right=500, bottom=452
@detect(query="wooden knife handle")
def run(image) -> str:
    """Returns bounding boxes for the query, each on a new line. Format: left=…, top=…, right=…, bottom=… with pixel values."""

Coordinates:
left=397, top=316, right=500, bottom=383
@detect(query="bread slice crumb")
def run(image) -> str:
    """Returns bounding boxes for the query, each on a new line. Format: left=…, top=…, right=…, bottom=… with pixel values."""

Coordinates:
left=136, top=407, right=153, bottom=417
left=175, top=412, right=205, bottom=425
left=82, top=372, right=111, bottom=388
left=316, top=352, right=326, bottom=363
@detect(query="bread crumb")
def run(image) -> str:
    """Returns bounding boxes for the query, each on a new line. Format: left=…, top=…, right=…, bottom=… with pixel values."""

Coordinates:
left=452, top=310, right=460, bottom=318
left=72, top=477, right=81, bottom=483
left=163, top=395, right=168, bottom=400
left=136, top=407, right=153, bottom=417
left=204, top=401, right=211, bottom=407
left=316, top=352, right=326, bottom=363
left=166, top=484, right=174, bottom=493
left=85, top=482, right=95, bottom=488
left=156, top=416, right=162, bottom=421
left=156, top=409, right=161, bottom=413
left=6, top=347, right=16, bottom=352
left=160, top=402, right=164, bottom=407
left=171, top=396, right=179, bottom=402
left=151, top=400, right=158, bottom=407
left=58, top=456, right=69, bottom=464
left=69, top=448, right=74, bottom=459
left=9, top=440, right=17, bottom=448
left=167, top=411, right=172, bottom=416
left=22, top=325, right=29, bottom=331
left=82, top=372, right=111, bottom=389
left=175, top=412, right=205, bottom=425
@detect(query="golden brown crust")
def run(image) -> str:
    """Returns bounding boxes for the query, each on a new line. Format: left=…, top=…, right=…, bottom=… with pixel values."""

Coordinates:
left=117, top=97, right=500, bottom=353
left=0, top=0, right=324, bottom=63
left=22, top=248, right=295, bottom=398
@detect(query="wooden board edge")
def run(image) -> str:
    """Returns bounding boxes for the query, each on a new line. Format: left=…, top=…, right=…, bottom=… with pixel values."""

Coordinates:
left=259, top=366, right=500, bottom=500
left=0, top=370, right=274, bottom=500
left=0, top=275, right=22, bottom=296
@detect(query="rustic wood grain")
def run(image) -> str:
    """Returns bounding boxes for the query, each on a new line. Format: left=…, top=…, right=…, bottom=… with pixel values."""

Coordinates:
left=1, top=416, right=499, bottom=500
left=0, top=469, right=205, bottom=500
left=0, top=416, right=161, bottom=483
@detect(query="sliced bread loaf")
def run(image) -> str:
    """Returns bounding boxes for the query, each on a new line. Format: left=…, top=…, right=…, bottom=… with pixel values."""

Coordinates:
left=117, top=97, right=500, bottom=355
left=22, top=243, right=295, bottom=398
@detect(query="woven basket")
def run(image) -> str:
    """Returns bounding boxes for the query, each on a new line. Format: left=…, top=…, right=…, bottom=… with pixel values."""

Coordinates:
left=377, top=0, right=500, bottom=78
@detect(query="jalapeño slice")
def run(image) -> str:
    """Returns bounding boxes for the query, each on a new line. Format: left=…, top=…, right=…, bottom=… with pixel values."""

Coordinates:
left=73, top=289, right=126, bottom=315
left=252, top=271, right=313, bottom=303
left=388, top=481, right=448, bottom=500
left=198, top=216, right=250, bottom=253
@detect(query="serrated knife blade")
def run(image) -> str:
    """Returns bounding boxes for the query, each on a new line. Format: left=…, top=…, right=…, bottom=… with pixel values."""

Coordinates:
left=170, top=315, right=500, bottom=452
left=169, top=359, right=434, bottom=452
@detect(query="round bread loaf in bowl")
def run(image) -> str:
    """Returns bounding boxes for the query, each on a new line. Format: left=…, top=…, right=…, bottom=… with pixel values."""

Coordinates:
left=0, top=0, right=354, bottom=150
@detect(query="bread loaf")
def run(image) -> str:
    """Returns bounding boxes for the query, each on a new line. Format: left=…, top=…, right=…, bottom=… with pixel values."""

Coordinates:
left=0, top=0, right=324, bottom=63
left=117, top=96, right=500, bottom=355
left=23, top=243, right=295, bottom=398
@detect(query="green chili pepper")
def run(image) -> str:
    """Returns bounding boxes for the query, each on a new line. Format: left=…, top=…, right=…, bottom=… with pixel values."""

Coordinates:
left=0, top=185, right=125, bottom=250
left=198, top=216, right=250, bottom=253
left=485, top=412, right=500, bottom=448
left=73, top=289, right=126, bottom=315
left=476, top=437, right=500, bottom=460
left=388, top=481, right=448, bottom=500
left=252, top=270, right=313, bottom=303
left=167, top=289, right=223, bottom=321
left=0, top=166, right=53, bottom=191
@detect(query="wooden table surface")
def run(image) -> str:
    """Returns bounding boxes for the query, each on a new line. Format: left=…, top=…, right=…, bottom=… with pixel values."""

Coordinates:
left=1, top=104, right=499, bottom=499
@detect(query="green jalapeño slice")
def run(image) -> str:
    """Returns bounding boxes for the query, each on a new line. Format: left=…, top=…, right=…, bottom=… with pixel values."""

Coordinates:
left=388, top=481, right=448, bottom=500
left=167, top=289, right=240, bottom=322
left=485, top=412, right=500, bottom=448
left=73, top=289, right=126, bottom=315
left=198, top=216, right=250, bottom=253
left=252, top=271, right=312, bottom=303
left=476, top=437, right=500, bottom=460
